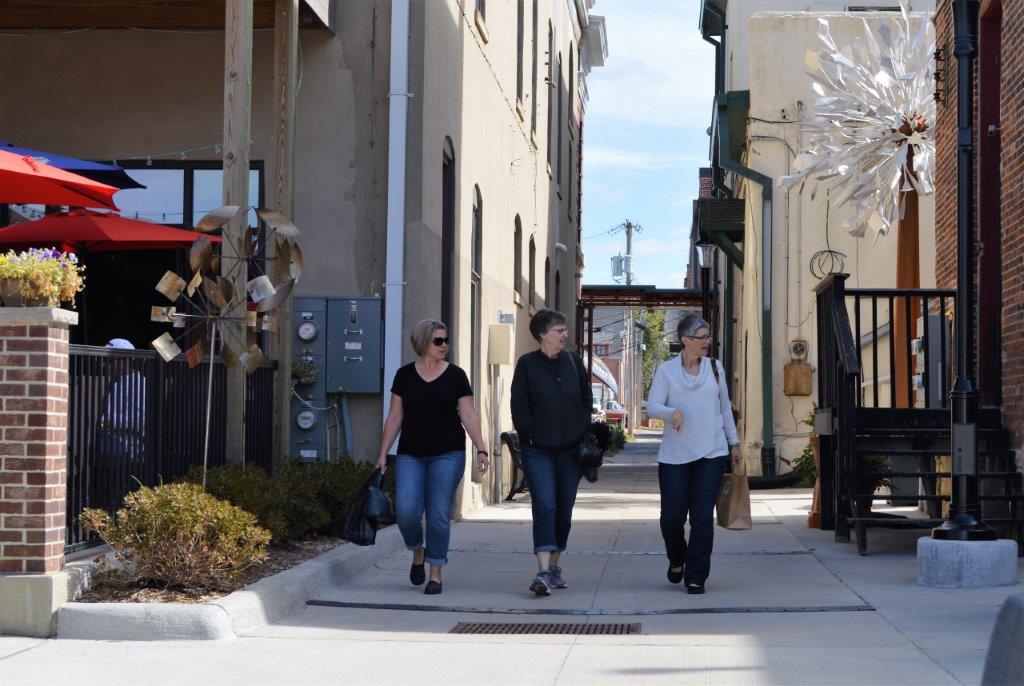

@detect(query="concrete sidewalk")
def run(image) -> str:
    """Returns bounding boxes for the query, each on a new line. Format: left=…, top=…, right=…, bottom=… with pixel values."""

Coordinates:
left=2, top=430, right=1021, bottom=685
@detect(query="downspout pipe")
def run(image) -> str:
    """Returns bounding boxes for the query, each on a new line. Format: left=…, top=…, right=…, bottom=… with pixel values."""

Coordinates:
left=715, top=94, right=781, bottom=480
left=700, top=2, right=726, bottom=97
left=383, top=0, right=410, bottom=424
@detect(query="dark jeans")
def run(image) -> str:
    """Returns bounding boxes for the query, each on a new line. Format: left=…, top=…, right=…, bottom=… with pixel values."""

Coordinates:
left=658, top=455, right=729, bottom=586
left=395, top=450, right=465, bottom=566
left=520, top=443, right=583, bottom=552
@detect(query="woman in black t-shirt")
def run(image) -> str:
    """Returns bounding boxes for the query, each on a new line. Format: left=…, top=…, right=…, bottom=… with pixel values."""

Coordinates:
left=376, top=319, right=489, bottom=595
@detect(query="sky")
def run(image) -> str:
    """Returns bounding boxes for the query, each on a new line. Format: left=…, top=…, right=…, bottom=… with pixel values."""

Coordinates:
left=581, top=0, right=715, bottom=287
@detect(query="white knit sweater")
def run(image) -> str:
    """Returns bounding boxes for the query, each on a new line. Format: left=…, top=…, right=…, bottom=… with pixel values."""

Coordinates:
left=645, top=356, right=739, bottom=465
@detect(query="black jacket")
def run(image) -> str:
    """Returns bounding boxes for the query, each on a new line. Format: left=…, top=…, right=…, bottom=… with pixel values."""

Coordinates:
left=511, top=349, right=593, bottom=449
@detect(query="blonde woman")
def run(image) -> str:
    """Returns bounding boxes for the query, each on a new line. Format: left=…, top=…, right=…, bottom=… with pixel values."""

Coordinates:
left=646, top=314, right=741, bottom=594
left=376, top=320, right=489, bottom=595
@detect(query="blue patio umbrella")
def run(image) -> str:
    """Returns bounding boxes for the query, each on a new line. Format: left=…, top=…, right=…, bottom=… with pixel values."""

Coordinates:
left=0, top=140, right=144, bottom=191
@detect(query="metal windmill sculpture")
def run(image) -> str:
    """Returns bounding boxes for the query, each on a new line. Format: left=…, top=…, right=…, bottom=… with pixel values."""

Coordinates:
left=150, top=206, right=302, bottom=486
left=777, top=3, right=935, bottom=406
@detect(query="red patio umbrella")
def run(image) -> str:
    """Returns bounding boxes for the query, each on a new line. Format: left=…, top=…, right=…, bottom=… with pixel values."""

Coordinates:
left=0, top=209, right=219, bottom=252
left=0, top=149, right=118, bottom=210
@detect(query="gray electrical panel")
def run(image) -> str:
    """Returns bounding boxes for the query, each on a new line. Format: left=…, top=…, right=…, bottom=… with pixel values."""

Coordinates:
left=326, top=298, right=383, bottom=394
left=289, top=296, right=382, bottom=461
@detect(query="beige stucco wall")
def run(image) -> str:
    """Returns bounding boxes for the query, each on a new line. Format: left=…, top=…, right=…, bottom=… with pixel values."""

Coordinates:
left=732, top=12, right=938, bottom=472
left=0, top=5, right=392, bottom=462
left=409, top=0, right=586, bottom=511
left=0, top=0, right=594, bottom=512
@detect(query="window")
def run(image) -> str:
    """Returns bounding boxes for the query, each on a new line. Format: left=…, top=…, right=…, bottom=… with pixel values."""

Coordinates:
left=529, top=237, right=537, bottom=308
left=516, top=0, right=525, bottom=104
left=513, top=216, right=523, bottom=296
left=568, top=46, right=575, bottom=127
left=441, top=140, right=456, bottom=330
left=555, top=270, right=561, bottom=311
left=556, top=52, right=564, bottom=187
left=546, top=23, right=554, bottom=167
left=471, top=186, right=483, bottom=405
left=544, top=257, right=551, bottom=307
left=531, top=1, right=539, bottom=135
left=99, top=161, right=262, bottom=229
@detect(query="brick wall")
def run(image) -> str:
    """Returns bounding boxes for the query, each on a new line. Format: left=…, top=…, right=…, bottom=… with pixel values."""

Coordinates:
left=0, top=310, right=75, bottom=574
left=933, top=3, right=1024, bottom=442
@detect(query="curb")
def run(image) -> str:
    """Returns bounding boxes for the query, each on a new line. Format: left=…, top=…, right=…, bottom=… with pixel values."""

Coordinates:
left=56, top=526, right=404, bottom=641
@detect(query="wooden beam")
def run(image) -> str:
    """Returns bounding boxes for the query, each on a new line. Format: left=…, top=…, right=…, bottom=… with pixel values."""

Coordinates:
left=272, top=0, right=299, bottom=461
left=0, top=0, right=281, bottom=29
left=893, top=166, right=920, bottom=409
left=222, top=0, right=254, bottom=463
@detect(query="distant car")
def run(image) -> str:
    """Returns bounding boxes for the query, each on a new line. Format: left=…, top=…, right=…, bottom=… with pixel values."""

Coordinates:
left=604, top=400, right=628, bottom=425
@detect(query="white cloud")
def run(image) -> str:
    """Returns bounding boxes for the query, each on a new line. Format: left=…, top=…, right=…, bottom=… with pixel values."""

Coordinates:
left=584, top=147, right=704, bottom=170
left=585, top=2, right=716, bottom=129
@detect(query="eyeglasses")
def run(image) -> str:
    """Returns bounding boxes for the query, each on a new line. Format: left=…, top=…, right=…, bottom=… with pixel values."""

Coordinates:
left=432, top=337, right=450, bottom=347
left=685, top=334, right=712, bottom=342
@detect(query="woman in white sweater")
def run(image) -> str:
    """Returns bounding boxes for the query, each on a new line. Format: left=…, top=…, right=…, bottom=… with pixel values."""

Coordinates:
left=645, top=313, right=741, bottom=594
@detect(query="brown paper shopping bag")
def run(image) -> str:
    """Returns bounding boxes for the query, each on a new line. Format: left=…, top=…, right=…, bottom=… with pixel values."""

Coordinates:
left=716, top=459, right=752, bottom=530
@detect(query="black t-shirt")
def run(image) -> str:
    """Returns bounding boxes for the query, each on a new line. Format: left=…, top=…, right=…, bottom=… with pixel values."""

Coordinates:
left=391, top=362, right=473, bottom=457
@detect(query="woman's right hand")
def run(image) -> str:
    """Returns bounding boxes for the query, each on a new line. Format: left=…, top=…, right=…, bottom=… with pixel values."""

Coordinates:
left=376, top=454, right=389, bottom=474
left=671, top=409, right=684, bottom=432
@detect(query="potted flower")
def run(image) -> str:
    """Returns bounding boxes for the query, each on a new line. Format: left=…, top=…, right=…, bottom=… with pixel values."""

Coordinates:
left=0, top=247, right=85, bottom=308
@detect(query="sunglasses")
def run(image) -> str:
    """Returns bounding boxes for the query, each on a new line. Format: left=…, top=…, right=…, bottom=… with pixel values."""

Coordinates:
left=432, top=337, right=450, bottom=347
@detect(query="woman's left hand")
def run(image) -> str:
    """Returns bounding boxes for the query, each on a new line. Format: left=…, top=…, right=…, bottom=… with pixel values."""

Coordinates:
left=477, top=450, right=490, bottom=474
left=730, top=445, right=742, bottom=468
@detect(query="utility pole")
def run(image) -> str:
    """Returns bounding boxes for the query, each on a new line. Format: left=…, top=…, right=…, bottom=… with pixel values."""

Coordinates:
left=624, top=219, right=638, bottom=433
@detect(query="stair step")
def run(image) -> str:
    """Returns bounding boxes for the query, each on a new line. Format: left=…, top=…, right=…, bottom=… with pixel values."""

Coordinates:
left=857, top=471, right=1020, bottom=479
left=855, top=448, right=1014, bottom=458
left=845, top=517, right=1024, bottom=527
left=852, top=493, right=1024, bottom=502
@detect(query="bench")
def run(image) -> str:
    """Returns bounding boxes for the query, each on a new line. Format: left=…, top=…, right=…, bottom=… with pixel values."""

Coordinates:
left=500, top=430, right=529, bottom=501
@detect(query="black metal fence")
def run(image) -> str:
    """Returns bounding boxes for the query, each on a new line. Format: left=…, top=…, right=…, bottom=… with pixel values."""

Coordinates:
left=66, top=345, right=277, bottom=551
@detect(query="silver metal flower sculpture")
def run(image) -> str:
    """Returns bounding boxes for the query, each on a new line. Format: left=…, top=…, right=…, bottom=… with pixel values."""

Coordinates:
left=778, top=6, right=935, bottom=239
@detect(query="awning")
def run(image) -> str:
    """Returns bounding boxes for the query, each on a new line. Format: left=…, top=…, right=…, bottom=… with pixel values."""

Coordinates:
left=0, top=208, right=219, bottom=252
left=582, top=351, right=619, bottom=396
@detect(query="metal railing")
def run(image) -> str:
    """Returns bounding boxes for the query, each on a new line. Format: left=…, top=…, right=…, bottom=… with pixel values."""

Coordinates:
left=65, top=345, right=277, bottom=551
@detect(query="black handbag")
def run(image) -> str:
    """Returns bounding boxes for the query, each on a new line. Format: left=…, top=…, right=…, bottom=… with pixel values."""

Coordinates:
left=340, top=469, right=394, bottom=546
left=363, top=469, right=395, bottom=525
left=572, top=431, right=604, bottom=478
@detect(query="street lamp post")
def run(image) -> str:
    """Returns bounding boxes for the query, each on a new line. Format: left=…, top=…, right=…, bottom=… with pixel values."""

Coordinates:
left=932, top=0, right=996, bottom=542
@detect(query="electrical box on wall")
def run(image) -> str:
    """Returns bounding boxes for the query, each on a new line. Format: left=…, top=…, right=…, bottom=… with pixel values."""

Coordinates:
left=290, top=296, right=382, bottom=461
left=488, top=323, right=515, bottom=365
left=326, top=298, right=383, bottom=393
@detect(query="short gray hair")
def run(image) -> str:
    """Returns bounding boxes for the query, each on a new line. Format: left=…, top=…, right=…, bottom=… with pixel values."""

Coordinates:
left=410, top=319, right=446, bottom=356
left=677, top=312, right=711, bottom=341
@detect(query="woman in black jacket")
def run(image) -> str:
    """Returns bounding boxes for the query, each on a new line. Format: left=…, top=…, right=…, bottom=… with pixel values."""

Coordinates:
left=511, top=308, right=593, bottom=596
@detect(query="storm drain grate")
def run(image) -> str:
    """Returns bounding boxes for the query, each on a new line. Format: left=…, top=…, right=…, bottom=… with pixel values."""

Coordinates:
left=450, top=622, right=640, bottom=635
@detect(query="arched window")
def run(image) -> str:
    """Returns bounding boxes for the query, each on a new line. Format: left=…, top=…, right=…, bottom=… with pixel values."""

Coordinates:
left=516, top=0, right=525, bottom=104
left=471, top=186, right=483, bottom=400
left=531, top=0, right=539, bottom=134
left=528, top=237, right=537, bottom=308
left=546, top=22, right=554, bottom=168
left=513, top=216, right=523, bottom=297
left=441, top=138, right=456, bottom=331
left=556, top=51, right=564, bottom=187
left=544, top=257, right=551, bottom=307
left=555, top=270, right=561, bottom=311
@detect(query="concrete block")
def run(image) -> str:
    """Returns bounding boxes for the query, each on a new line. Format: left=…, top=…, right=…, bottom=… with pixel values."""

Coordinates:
left=57, top=603, right=234, bottom=641
left=983, top=594, right=1024, bottom=685
left=917, top=538, right=1019, bottom=589
left=0, top=572, right=70, bottom=637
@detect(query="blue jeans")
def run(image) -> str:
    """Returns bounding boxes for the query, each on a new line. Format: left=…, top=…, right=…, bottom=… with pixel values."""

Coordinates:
left=658, top=456, right=729, bottom=586
left=395, top=450, right=465, bottom=566
left=520, top=443, right=583, bottom=552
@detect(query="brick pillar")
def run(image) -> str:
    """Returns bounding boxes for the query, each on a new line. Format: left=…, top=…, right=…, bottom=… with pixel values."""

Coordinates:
left=0, top=307, right=76, bottom=636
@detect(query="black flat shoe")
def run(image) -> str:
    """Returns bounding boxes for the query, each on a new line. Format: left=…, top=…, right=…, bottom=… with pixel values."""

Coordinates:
left=410, top=563, right=426, bottom=586
left=686, top=583, right=705, bottom=595
left=667, top=565, right=684, bottom=585
left=424, top=580, right=443, bottom=595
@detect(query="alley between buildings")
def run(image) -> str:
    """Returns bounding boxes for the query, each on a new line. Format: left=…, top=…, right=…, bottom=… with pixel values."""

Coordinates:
left=1, top=430, right=1014, bottom=685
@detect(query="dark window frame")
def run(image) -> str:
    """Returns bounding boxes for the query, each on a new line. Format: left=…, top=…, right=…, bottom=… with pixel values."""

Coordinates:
left=513, top=215, right=523, bottom=296
left=516, top=0, right=525, bottom=103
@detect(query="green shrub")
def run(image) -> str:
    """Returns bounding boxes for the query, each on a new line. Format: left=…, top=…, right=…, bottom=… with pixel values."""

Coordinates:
left=303, top=460, right=383, bottom=534
left=792, top=442, right=817, bottom=487
left=189, top=460, right=390, bottom=542
left=187, top=463, right=328, bottom=543
left=80, top=482, right=270, bottom=591
left=609, top=424, right=627, bottom=452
